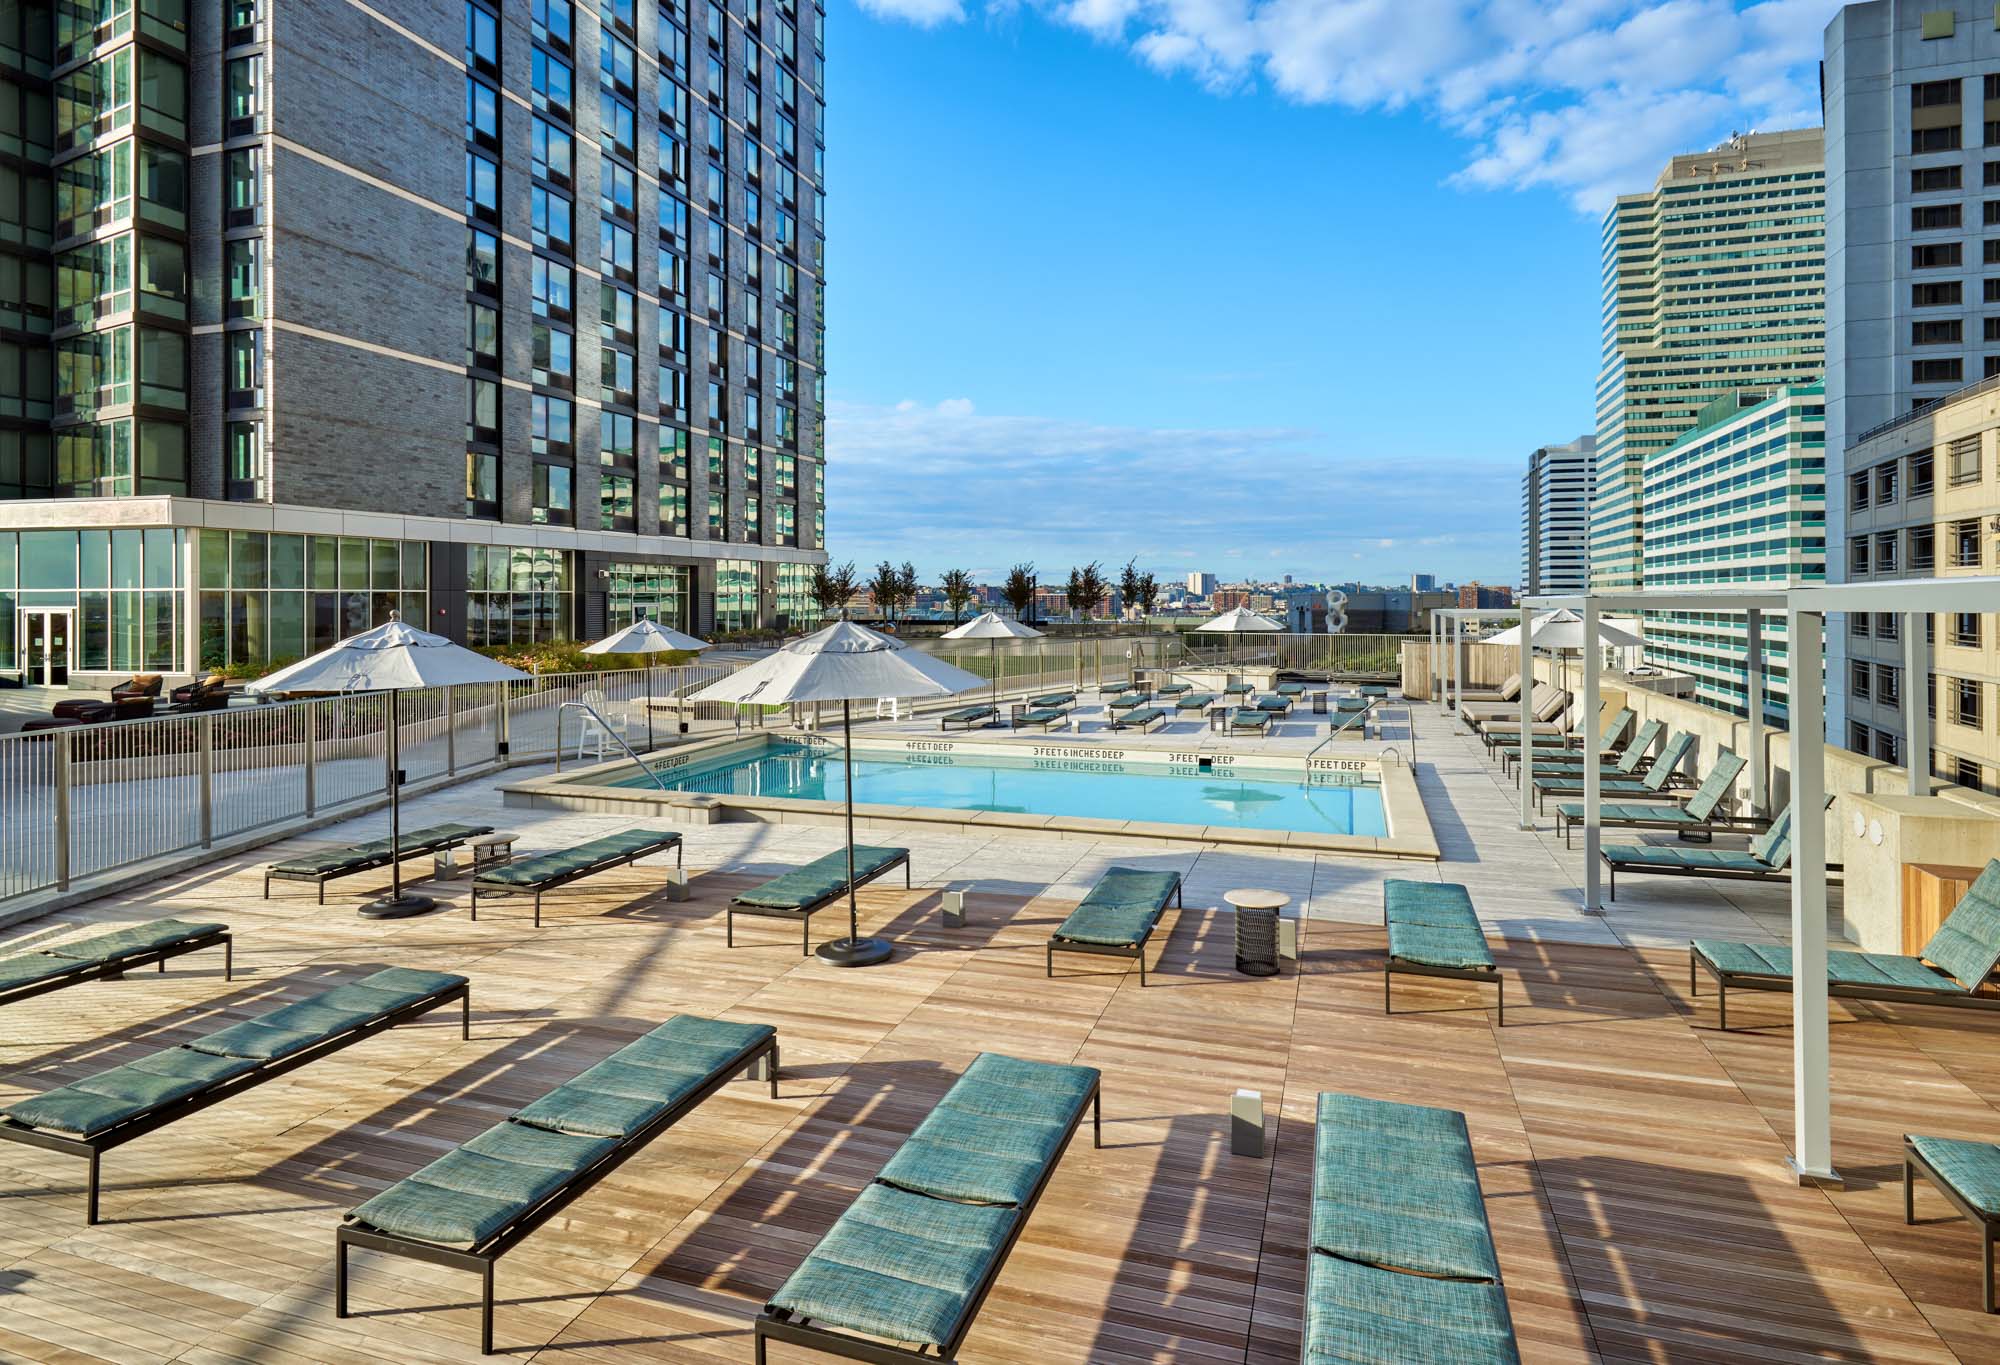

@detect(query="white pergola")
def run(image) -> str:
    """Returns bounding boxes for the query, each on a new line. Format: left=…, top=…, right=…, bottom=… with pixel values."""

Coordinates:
left=1522, top=576, right=2000, bottom=1186
left=1429, top=608, right=1522, bottom=719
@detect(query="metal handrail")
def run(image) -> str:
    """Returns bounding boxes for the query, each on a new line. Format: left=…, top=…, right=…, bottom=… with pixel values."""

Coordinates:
left=554, top=702, right=670, bottom=791
left=1303, top=698, right=1377, bottom=773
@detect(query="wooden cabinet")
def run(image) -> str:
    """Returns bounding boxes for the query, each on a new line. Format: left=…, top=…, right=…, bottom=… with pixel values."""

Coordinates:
left=1901, top=862, right=1988, bottom=957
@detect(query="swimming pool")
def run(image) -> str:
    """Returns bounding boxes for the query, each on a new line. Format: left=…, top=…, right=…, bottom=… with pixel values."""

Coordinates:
left=609, top=742, right=1388, bottom=836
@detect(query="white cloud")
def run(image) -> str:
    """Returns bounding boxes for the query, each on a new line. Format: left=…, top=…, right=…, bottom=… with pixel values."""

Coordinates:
left=824, top=399, right=1520, bottom=580
left=865, top=0, right=1847, bottom=211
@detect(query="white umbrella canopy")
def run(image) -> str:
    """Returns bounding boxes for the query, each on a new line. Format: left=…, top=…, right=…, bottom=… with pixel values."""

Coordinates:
left=246, top=614, right=529, bottom=920
left=1483, top=609, right=1642, bottom=651
left=940, top=610, right=1042, bottom=641
left=1196, top=606, right=1283, bottom=633
left=690, top=621, right=983, bottom=970
left=691, top=619, right=984, bottom=705
left=581, top=618, right=712, bottom=654
left=940, top=610, right=1043, bottom=706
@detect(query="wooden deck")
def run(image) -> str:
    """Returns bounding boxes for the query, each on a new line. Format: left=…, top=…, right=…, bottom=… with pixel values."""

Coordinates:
left=3, top=848, right=1999, bottom=1363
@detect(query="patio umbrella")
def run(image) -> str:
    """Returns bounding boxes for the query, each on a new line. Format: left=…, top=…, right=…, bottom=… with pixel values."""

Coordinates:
left=691, top=620, right=984, bottom=967
left=248, top=613, right=528, bottom=919
left=1482, top=610, right=1643, bottom=695
left=940, top=610, right=1041, bottom=707
left=1196, top=605, right=1283, bottom=669
left=581, top=617, right=712, bottom=749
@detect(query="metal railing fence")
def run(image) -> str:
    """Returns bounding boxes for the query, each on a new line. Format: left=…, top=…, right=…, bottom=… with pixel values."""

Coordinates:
left=0, top=662, right=735, bottom=905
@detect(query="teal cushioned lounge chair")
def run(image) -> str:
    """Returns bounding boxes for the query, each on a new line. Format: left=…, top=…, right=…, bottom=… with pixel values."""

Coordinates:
left=470, top=829, right=682, bottom=927
left=264, top=822, right=494, bottom=902
left=1554, top=748, right=1753, bottom=848
left=1048, top=867, right=1183, bottom=986
left=728, top=845, right=912, bottom=954
left=0, top=918, right=232, bottom=1008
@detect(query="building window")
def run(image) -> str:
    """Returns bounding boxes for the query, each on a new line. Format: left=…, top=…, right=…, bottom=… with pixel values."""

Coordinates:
left=532, top=255, right=573, bottom=319
left=468, top=227, right=499, bottom=295
left=466, top=75, right=499, bottom=148
left=1951, top=436, right=1984, bottom=485
left=600, top=281, right=636, bottom=341
left=465, top=546, right=571, bottom=647
left=1915, top=281, right=1962, bottom=307
left=707, top=491, right=722, bottom=536
left=1958, top=757, right=1985, bottom=789
left=1914, top=357, right=1964, bottom=384
left=600, top=220, right=636, bottom=282
left=531, top=47, right=573, bottom=120
left=1914, top=165, right=1963, bottom=192
left=465, top=151, right=498, bottom=223
left=1851, top=612, right=1871, bottom=639
left=533, top=115, right=573, bottom=186
left=745, top=493, right=759, bottom=538
left=467, top=1, right=501, bottom=75
left=1914, top=203, right=1962, bottom=230
left=532, top=323, right=573, bottom=387
left=660, top=424, right=689, bottom=479
left=531, top=0, right=572, bottom=49
left=1954, top=612, right=1982, bottom=647
left=600, top=472, right=635, bottom=530
left=659, top=483, right=688, bottom=536
left=1876, top=463, right=1900, bottom=503
left=465, top=451, right=498, bottom=518
left=532, top=462, right=574, bottom=525
left=1875, top=729, right=1903, bottom=766
left=1879, top=612, right=1902, bottom=641
left=1912, top=449, right=1936, bottom=495
left=1877, top=664, right=1902, bottom=706
left=1952, top=677, right=1984, bottom=729
left=1876, top=531, right=1899, bottom=574
left=531, top=393, right=573, bottom=456
left=466, top=376, right=497, bottom=443
left=225, top=238, right=260, bottom=320
left=599, top=345, right=635, bottom=405
left=601, top=32, right=637, bottom=95
left=225, top=54, right=261, bottom=134
left=1914, top=242, right=1963, bottom=270
left=225, top=147, right=259, bottom=227
left=226, top=420, right=263, bottom=500
left=660, top=245, right=687, bottom=303
left=1953, top=519, right=1984, bottom=567
left=660, top=363, right=688, bottom=419
left=467, top=300, right=498, bottom=369
left=1849, top=537, right=1870, bottom=576
left=1849, top=470, right=1870, bottom=511
left=1914, top=125, right=1962, bottom=154
left=600, top=90, right=636, bottom=158
left=227, top=330, right=262, bottom=406
left=532, top=186, right=573, bottom=254
left=1914, top=318, right=1963, bottom=344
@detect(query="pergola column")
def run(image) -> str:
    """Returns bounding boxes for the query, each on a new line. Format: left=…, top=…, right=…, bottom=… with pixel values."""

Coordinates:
left=1787, top=609, right=1836, bottom=1185
left=1904, top=611, right=1929, bottom=795
left=1582, top=598, right=1602, bottom=914
left=1518, top=606, right=1535, bottom=830
left=1431, top=614, right=1441, bottom=704
left=1451, top=615, right=1463, bottom=717
left=1746, top=610, right=1766, bottom=813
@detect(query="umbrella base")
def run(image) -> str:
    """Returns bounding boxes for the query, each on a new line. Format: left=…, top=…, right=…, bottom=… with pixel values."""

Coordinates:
left=359, top=893, right=439, bottom=920
left=815, top=936, right=893, bottom=968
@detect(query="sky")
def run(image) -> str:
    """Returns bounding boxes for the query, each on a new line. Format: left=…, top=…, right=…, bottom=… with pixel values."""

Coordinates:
left=821, top=0, right=1843, bottom=586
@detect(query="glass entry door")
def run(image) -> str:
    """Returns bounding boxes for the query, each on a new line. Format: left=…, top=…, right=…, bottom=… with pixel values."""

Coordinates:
left=22, top=610, right=72, bottom=686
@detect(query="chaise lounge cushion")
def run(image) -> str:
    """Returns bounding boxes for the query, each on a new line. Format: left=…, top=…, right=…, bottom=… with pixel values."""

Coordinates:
left=1230, top=709, right=1270, bottom=728
left=40, top=918, right=225, bottom=964
left=1052, top=869, right=1181, bottom=947
left=475, top=829, right=678, bottom=887
left=1692, top=940, right=1963, bottom=993
left=1919, top=860, right=2000, bottom=991
left=1015, top=707, right=1065, bottom=726
left=273, top=824, right=491, bottom=875
left=2, top=1047, right=263, bottom=1138
left=0, top=955, right=76, bottom=993
left=767, top=1183, right=1017, bottom=1349
left=876, top=1053, right=1098, bottom=1206
left=513, top=1014, right=775, bottom=1140
left=943, top=706, right=995, bottom=723
left=1907, top=1135, right=2000, bottom=1217
left=1311, top=1094, right=1501, bottom=1282
left=1112, top=707, right=1166, bottom=728
left=1176, top=692, right=1217, bottom=710
left=1604, top=845, right=1770, bottom=874
left=1029, top=692, right=1074, bottom=708
left=1304, top=1253, right=1519, bottom=1365
left=1387, top=922, right=1494, bottom=971
left=1383, top=881, right=1476, bottom=929
left=349, top=1122, right=618, bottom=1247
left=732, top=846, right=906, bottom=910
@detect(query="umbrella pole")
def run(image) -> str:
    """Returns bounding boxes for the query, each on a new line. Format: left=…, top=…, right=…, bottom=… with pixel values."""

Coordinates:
left=646, top=662, right=654, bottom=752
left=361, top=686, right=436, bottom=918
left=817, top=699, right=890, bottom=967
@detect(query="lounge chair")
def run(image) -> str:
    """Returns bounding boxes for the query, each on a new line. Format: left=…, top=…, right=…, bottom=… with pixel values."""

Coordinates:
left=1096, top=678, right=1133, bottom=696
left=728, top=845, right=911, bottom=953
left=1687, top=855, right=2000, bottom=1030
left=1605, top=797, right=1829, bottom=900
left=263, top=822, right=495, bottom=902
left=1108, top=706, right=1167, bottom=733
left=1326, top=704, right=1372, bottom=740
left=1485, top=704, right=1630, bottom=756
left=1532, top=730, right=1696, bottom=813
left=756, top=1053, right=1101, bottom=1364
left=1452, top=672, right=1521, bottom=704
left=1556, top=749, right=1755, bottom=847
left=1303, top=1094, right=1519, bottom=1364
left=1254, top=694, right=1293, bottom=715
left=1221, top=681, right=1253, bottom=697
left=1383, top=880, right=1503, bottom=1025
left=1174, top=691, right=1217, bottom=711
left=940, top=704, right=999, bottom=731
left=169, top=673, right=231, bottom=711
left=1903, top=1134, right=2000, bottom=1312
left=339, top=1014, right=778, bottom=1354
left=1047, top=867, right=1183, bottom=985
left=1028, top=691, right=1075, bottom=710
left=1155, top=681, right=1192, bottom=697
left=469, top=829, right=683, bottom=926
left=1501, top=717, right=1663, bottom=779
left=1011, top=702, right=1069, bottom=732
left=1106, top=691, right=1151, bottom=712
left=0, top=967, right=468, bottom=1224
left=0, top=919, right=232, bottom=1008
left=1226, top=708, right=1272, bottom=734
left=1466, top=687, right=1570, bottom=735
left=1456, top=681, right=1555, bottom=724
left=109, top=674, right=164, bottom=703
left=1276, top=681, right=1308, bottom=697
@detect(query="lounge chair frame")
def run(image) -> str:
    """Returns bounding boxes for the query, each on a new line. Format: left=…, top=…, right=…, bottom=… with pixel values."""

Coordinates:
left=939, top=707, right=1000, bottom=732
left=753, top=1074, right=1104, bottom=1365
left=0, top=925, right=233, bottom=1008
left=1904, top=1136, right=2000, bottom=1313
left=1385, top=957, right=1505, bottom=1027
left=1108, top=707, right=1166, bottom=733
left=1558, top=804, right=1768, bottom=848
left=728, top=850, right=913, bottom=953
left=337, top=1027, right=779, bottom=1355
left=1046, top=876, right=1183, bottom=986
left=468, top=832, right=683, bottom=927
left=1607, top=853, right=1841, bottom=900
left=0, top=977, right=468, bottom=1225
left=263, top=826, right=493, bottom=902
left=1689, top=944, right=1995, bottom=1031
left=1010, top=703, right=1068, bottom=732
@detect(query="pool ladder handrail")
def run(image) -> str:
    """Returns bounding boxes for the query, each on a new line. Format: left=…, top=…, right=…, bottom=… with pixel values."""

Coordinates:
left=553, top=701, right=671, bottom=791
left=1302, top=696, right=1378, bottom=780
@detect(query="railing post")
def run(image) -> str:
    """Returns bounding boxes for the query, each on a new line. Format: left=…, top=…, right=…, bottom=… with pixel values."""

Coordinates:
left=198, top=712, right=215, bottom=849
left=53, top=730, right=72, bottom=892
left=498, top=680, right=512, bottom=757
left=304, top=699, right=318, bottom=816
left=446, top=685, right=457, bottom=775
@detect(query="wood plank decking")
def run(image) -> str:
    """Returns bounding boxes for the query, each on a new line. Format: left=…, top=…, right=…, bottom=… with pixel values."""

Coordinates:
left=2, top=848, right=1998, bottom=1363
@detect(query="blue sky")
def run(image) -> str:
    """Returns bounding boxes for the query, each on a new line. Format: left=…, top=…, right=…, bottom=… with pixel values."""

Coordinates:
left=821, top=0, right=1839, bottom=586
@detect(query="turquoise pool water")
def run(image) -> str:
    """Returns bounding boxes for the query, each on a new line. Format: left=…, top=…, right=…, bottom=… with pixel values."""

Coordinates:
left=610, top=742, right=1387, bottom=836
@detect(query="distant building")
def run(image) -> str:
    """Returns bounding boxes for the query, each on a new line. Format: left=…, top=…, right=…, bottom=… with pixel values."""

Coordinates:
left=1594, top=129, right=1825, bottom=594
left=1522, top=435, right=1595, bottom=595
left=1211, top=588, right=1252, bottom=612
left=1639, top=385, right=1825, bottom=721
left=1410, top=574, right=1437, bottom=593
left=1186, top=571, right=1218, bottom=596
left=1456, top=583, right=1513, bottom=610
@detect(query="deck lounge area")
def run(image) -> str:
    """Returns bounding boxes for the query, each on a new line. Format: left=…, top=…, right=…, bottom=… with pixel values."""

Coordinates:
left=3, top=700, right=1998, bottom=1363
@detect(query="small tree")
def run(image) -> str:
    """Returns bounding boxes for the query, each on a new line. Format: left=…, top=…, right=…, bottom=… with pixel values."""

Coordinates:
left=1137, top=572, right=1160, bottom=617
left=869, top=560, right=902, bottom=624
left=1068, top=561, right=1107, bottom=621
left=1001, top=562, right=1036, bottom=624
left=898, top=561, right=920, bottom=618
left=810, top=561, right=858, bottom=620
left=940, top=569, right=974, bottom=624
left=1118, top=559, right=1142, bottom=621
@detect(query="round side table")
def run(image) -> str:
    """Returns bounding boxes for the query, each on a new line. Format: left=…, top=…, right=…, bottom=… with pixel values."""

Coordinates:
left=1225, top=888, right=1290, bottom=976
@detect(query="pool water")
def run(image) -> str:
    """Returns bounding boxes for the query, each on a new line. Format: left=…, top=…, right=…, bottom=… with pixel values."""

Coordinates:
left=614, top=743, right=1388, bottom=836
